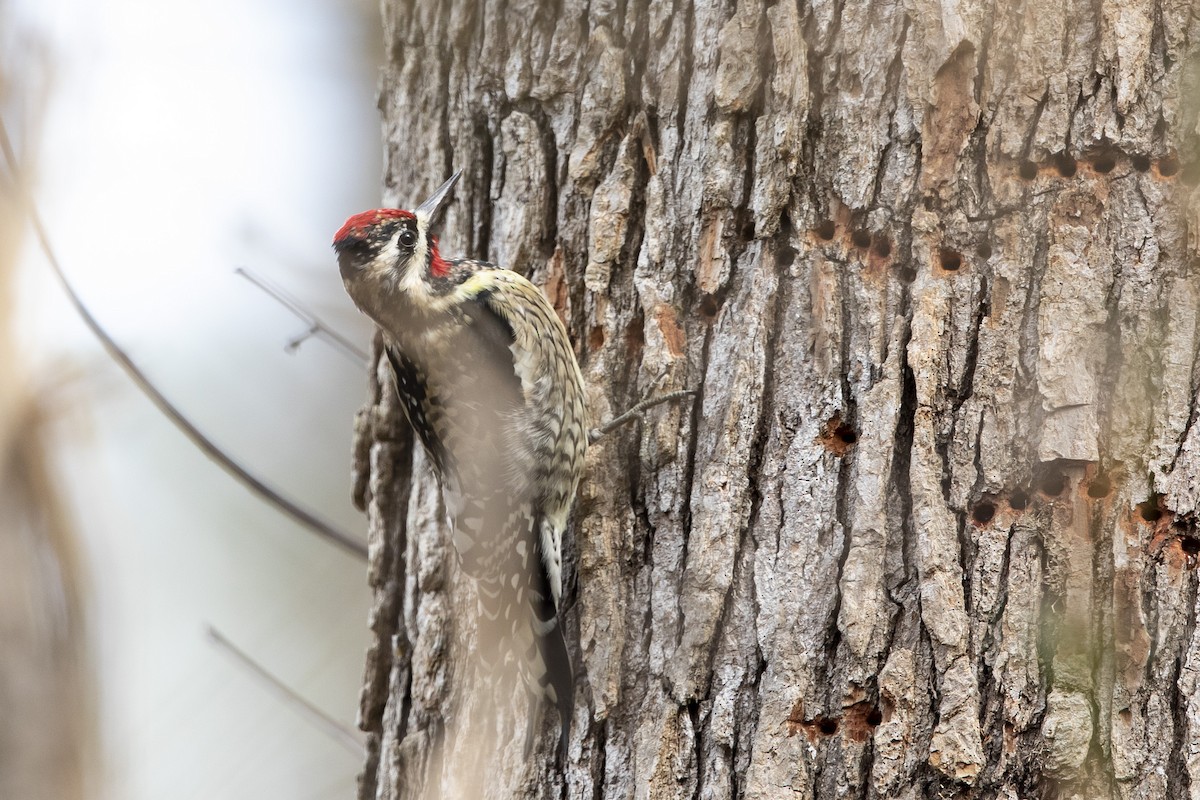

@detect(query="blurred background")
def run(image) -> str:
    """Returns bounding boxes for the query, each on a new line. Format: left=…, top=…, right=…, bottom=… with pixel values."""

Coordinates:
left=2, top=0, right=386, bottom=797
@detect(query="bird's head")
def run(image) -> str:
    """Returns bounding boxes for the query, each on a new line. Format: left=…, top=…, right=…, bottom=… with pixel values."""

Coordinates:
left=333, top=171, right=460, bottom=310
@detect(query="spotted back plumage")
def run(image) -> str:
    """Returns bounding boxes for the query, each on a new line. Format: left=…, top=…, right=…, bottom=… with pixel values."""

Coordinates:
left=335, top=183, right=586, bottom=753
left=384, top=260, right=585, bottom=751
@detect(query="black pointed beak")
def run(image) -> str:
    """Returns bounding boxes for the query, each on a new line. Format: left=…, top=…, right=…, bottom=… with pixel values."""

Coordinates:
left=415, top=170, right=462, bottom=223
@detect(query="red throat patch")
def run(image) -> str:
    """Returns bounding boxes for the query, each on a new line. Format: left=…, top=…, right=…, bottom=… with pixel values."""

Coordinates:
left=429, top=236, right=450, bottom=278
left=333, top=208, right=415, bottom=244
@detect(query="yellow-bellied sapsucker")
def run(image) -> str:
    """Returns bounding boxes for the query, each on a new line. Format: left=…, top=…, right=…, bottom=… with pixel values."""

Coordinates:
left=333, top=172, right=586, bottom=751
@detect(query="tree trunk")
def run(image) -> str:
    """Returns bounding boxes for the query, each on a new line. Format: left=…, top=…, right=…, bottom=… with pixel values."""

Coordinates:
left=353, top=1, right=1200, bottom=797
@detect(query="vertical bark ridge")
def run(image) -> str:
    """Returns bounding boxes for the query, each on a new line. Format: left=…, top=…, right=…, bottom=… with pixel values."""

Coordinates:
left=356, top=1, right=1200, bottom=796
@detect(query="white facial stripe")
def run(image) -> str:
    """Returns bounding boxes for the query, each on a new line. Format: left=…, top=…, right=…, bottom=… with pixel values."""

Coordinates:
left=369, top=235, right=400, bottom=281
left=399, top=215, right=430, bottom=296
left=362, top=217, right=429, bottom=298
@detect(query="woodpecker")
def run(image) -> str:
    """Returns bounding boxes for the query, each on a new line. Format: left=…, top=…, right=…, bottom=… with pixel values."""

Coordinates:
left=333, top=172, right=586, bottom=752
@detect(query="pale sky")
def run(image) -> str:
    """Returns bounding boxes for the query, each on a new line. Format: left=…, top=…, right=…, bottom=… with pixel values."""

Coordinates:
left=9, top=0, right=387, bottom=796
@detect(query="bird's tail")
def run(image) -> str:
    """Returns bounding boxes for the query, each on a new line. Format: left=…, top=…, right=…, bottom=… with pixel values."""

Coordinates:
left=474, top=564, right=574, bottom=754
left=528, top=566, right=573, bottom=754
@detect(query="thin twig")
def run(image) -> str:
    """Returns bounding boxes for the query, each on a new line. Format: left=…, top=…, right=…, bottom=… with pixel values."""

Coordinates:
left=0, top=117, right=367, bottom=561
left=205, top=625, right=365, bottom=756
left=588, top=389, right=697, bottom=444
left=233, top=266, right=369, bottom=366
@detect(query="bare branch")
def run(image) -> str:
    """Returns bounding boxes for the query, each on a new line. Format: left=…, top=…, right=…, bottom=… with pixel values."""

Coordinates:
left=0, top=117, right=367, bottom=561
left=205, top=625, right=365, bottom=755
left=588, top=389, right=697, bottom=444
left=234, top=266, right=369, bottom=366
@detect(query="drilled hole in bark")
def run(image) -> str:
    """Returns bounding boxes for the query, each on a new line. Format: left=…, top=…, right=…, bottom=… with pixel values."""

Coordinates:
left=972, top=502, right=996, bottom=524
left=851, top=229, right=872, bottom=249
left=1159, top=155, right=1180, bottom=177
left=865, top=708, right=883, bottom=727
left=1137, top=499, right=1162, bottom=522
left=975, top=242, right=993, bottom=260
left=588, top=325, right=605, bottom=350
left=1037, top=472, right=1066, bottom=496
left=898, top=265, right=917, bottom=283
left=1018, top=160, right=1039, bottom=180
left=817, top=718, right=838, bottom=735
left=1181, top=536, right=1200, bottom=555
left=1087, top=474, right=1112, bottom=498
left=819, top=415, right=858, bottom=455
left=814, top=220, right=837, bottom=240
left=1130, top=154, right=1152, bottom=172
left=1053, top=152, right=1077, bottom=177
left=872, top=236, right=892, bottom=258
left=1009, top=490, right=1030, bottom=510
left=938, top=248, right=963, bottom=272
left=1092, top=153, right=1117, bottom=173
left=777, top=244, right=797, bottom=268
left=1182, top=163, right=1200, bottom=187
left=698, top=294, right=721, bottom=323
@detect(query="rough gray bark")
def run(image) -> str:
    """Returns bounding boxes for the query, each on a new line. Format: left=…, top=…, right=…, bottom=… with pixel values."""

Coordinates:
left=353, top=1, right=1200, bottom=797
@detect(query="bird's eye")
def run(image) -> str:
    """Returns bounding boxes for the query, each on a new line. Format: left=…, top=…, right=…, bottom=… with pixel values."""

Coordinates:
left=398, top=229, right=418, bottom=248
